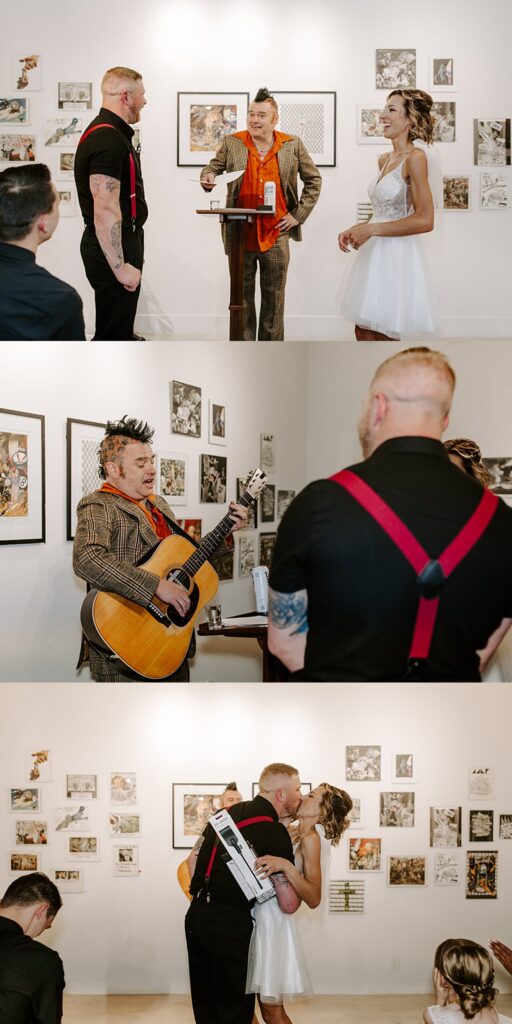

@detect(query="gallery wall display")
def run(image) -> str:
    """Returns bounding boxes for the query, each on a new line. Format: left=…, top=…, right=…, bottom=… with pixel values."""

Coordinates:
left=172, top=782, right=228, bottom=849
left=375, top=49, right=416, bottom=89
left=0, top=409, right=45, bottom=545
left=157, top=452, right=188, bottom=505
left=177, top=92, right=249, bottom=166
left=443, top=175, right=471, bottom=211
left=271, top=90, right=336, bottom=166
left=429, top=57, right=456, bottom=91
left=66, top=417, right=105, bottom=540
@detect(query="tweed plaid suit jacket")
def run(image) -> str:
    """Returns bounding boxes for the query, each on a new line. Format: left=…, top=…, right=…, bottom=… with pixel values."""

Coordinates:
left=201, top=133, right=322, bottom=253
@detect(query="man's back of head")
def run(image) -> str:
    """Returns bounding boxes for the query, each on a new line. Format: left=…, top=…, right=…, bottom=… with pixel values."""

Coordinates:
left=0, top=164, right=59, bottom=250
left=0, top=872, right=62, bottom=938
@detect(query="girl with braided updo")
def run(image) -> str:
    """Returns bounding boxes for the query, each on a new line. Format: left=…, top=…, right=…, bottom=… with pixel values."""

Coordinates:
left=424, top=938, right=511, bottom=1024
left=247, top=783, right=352, bottom=1024
left=339, top=88, right=440, bottom=341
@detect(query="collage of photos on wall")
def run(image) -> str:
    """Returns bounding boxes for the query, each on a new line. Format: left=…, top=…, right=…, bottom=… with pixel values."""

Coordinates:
left=1, top=2, right=512, bottom=1024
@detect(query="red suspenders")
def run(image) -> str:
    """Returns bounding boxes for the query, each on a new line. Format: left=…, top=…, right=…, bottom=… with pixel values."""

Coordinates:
left=205, top=815, right=274, bottom=880
left=78, top=123, right=137, bottom=230
left=330, top=468, right=499, bottom=670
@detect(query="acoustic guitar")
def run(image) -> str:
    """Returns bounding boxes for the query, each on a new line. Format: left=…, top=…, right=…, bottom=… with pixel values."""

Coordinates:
left=80, top=468, right=267, bottom=680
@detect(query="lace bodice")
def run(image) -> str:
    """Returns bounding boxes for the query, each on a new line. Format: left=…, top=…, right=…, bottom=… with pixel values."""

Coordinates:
left=368, top=161, right=412, bottom=222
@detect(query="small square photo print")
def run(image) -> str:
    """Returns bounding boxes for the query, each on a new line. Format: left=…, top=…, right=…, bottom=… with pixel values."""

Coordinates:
left=388, top=855, right=426, bottom=886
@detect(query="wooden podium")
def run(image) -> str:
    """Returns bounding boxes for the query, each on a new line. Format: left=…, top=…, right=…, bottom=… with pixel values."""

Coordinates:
left=196, top=208, right=272, bottom=341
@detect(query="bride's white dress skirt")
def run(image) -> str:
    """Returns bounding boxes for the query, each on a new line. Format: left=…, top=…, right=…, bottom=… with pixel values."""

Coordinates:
left=341, top=156, right=437, bottom=340
left=246, top=897, right=312, bottom=1004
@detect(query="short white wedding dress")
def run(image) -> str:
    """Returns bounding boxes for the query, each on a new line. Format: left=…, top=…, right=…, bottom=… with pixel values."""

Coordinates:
left=246, top=825, right=330, bottom=1004
left=341, top=151, right=437, bottom=339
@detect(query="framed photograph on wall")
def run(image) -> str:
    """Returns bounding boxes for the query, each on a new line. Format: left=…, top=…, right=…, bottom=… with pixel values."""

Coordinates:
left=237, top=477, right=257, bottom=529
left=66, top=417, right=105, bottom=540
left=44, top=117, right=85, bottom=147
left=429, top=57, right=456, bottom=91
left=466, top=850, right=497, bottom=899
left=474, top=119, right=511, bottom=166
left=347, top=796, right=364, bottom=829
left=55, top=806, right=90, bottom=832
left=434, top=853, right=461, bottom=886
left=216, top=546, right=234, bottom=581
left=58, top=81, right=93, bottom=109
left=391, top=753, right=416, bottom=784
left=346, top=745, right=381, bottom=782
left=170, top=380, right=202, bottom=437
left=348, top=837, right=382, bottom=872
left=259, top=532, right=276, bottom=568
left=499, top=815, right=512, bottom=839
left=157, top=452, right=188, bottom=505
left=480, top=172, right=509, bottom=210
left=113, top=845, right=140, bottom=876
left=10, top=788, right=40, bottom=812
left=329, top=878, right=365, bottom=913
left=0, top=408, right=44, bottom=545
left=238, top=533, right=257, bottom=577
left=357, top=107, right=386, bottom=144
left=375, top=49, right=416, bottom=89
left=56, top=184, right=77, bottom=216
left=53, top=868, right=84, bottom=892
left=387, top=855, right=426, bottom=886
left=200, top=454, right=227, bottom=503
left=15, top=820, right=48, bottom=845
left=277, top=489, right=295, bottom=520
left=25, top=749, right=51, bottom=784
left=483, top=458, right=512, bottom=495
left=108, top=813, right=141, bottom=837
left=469, top=767, right=495, bottom=799
left=260, top=483, right=275, bottom=523
left=430, top=806, right=462, bottom=847
left=172, top=783, right=228, bottom=849
left=111, top=772, right=137, bottom=804
left=66, top=774, right=98, bottom=800
left=68, top=836, right=100, bottom=861
left=10, top=852, right=40, bottom=873
left=176, top=519, right=202, bottom=543
left=0, top=130, right=34, bottom=160
left=432, top=102, right=456, bottom=142
left=443, top=175, right=471, bottom=211
left=208, top=401, right=227, bottom=446
left=177, top=92, right=249, bottom=166
left=271, top=91, right=336, bottom=166
left=469, top=810, right=494, bottom=842
left=0, top=98, right=29, bottom=124
left=260, top=433, right=276, bottom=475
left=379, top=792, right=415, bottom=827
left=58, top=151, right=75, bottom=177
left=13, top=54, right=42, bottom=91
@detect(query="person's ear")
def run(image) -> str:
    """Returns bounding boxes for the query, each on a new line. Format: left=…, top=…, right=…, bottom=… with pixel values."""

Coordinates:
left=372, top=392, right=388, bottom=428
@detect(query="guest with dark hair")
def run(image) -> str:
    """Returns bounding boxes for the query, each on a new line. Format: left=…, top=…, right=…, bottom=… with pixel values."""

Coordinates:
left=0, top=872, right=65, bottom=1024
left=0, top=163, right=85, bottom=340
left=425, top=938, right=510, bottom=1024
left=201, top=87, right=321, bottom=341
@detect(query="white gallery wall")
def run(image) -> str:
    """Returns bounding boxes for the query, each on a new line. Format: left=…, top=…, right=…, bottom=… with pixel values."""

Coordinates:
left=0, top=342, right=308, bottom=681
left=0, top=683, right=511, bottom=996
left=1, top=0, right=512, bottom=338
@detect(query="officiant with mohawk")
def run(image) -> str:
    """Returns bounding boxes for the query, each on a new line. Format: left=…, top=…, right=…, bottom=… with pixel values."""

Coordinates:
left=201, top=87, right=322, bottom=341
left=73, top=416, right=247, bottom=681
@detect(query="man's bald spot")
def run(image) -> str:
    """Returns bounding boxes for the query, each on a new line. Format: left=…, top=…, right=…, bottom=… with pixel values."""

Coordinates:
left=371, top=352, right=455, bottom=418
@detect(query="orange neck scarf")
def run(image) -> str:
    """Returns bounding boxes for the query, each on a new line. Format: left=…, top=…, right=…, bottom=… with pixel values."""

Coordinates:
left=99, top=483, right=172, bottom=540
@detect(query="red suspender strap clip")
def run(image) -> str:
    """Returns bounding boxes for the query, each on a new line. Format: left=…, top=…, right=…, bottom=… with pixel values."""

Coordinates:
left=330, top=468, right=499, bottom=669
left=205, top=815, right=274, bottom=883
left=78, top=124, right=137, bottom=231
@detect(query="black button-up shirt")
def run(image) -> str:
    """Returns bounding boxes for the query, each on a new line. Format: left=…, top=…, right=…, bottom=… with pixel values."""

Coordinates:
left=0, top=242, right=85, bottom=340
left=74, top=107, right=148, bottom=230
left=270, top=436, right=512, bottom=681
left=0, top=916, right=65, bottom=1024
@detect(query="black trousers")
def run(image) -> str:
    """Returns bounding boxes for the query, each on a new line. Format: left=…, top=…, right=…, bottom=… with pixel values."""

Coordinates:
left=80, top=226, right=144, bottom=340
left=185, top=899, right=254, bottom=1024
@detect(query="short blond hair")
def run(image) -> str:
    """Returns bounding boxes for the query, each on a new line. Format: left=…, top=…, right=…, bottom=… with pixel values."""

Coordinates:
left=101, top=67, right=142, bottom=93
left=372, top=347, right=456, bottom=417
left=259, top=763, right=299, bottom=791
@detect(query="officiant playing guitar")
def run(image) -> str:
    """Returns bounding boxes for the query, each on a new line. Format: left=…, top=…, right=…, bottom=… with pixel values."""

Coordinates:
left=73, top=416, right=250, bottom=682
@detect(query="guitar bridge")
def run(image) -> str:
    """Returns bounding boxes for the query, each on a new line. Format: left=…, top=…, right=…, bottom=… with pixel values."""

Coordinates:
left=147, top=602, right=172, bottom=627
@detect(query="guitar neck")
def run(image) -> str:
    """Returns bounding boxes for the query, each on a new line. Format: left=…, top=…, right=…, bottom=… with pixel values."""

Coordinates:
left=181, top=490, right=254, bottom=577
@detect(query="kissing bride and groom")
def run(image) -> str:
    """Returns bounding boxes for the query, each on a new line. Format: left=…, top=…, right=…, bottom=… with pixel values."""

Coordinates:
left=185, top=762, right=352, bottom=1024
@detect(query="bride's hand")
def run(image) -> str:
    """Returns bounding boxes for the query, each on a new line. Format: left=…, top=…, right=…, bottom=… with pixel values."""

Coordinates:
left=255, top=854, right=288, bottom=878
left=345, top=222, right=373, bottom=249
left=338, top=229, right=353, bottom=252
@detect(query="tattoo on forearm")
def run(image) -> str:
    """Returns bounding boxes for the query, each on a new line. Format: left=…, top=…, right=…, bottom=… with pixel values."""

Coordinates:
left=110, top=220, right=124, bottom=268
left=269, top=590, right=308, bottom=635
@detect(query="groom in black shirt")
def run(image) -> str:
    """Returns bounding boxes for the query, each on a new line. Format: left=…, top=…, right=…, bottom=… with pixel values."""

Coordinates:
left=186, top=763, right=302, bottom=1024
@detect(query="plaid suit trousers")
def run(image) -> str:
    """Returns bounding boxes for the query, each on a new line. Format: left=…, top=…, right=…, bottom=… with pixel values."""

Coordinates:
left=241, top=235, right=290, bottom=341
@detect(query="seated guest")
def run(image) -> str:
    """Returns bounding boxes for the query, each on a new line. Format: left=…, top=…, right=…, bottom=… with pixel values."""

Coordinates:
left=424, top=937, right=511, bottom=1024
left=0, top=164, right=85, bottom=340
left=0, top=872, right=64, bottom=1024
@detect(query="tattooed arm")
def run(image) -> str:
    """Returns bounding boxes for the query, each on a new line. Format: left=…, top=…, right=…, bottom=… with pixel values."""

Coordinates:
left=267, top=586, right=308, bottom=672
left=90, top=173, right=141, bottom=292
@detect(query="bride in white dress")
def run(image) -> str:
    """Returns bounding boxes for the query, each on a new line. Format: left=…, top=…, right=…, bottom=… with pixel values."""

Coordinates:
left=339, top=89, right=440, bottom=341
left=424, top=938, right=512, bottom=1024
left=246, top=783, right=352, bottom=1024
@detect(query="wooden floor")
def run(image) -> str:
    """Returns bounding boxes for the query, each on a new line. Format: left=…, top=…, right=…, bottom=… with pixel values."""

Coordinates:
left=62, top=993, right=512, bottom=1024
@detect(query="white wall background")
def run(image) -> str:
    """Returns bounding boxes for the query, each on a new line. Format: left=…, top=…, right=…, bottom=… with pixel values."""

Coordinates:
left=0, top=682, right=511, bottom=996
left=1, top=0, right=512, bottom=338
left=3, top=339, right=512, bottom=680
left=0, top=342, right=308, bottom=681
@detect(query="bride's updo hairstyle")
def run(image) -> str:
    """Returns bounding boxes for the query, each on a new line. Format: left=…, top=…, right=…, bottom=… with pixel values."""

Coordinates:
left=319, top=785, right=352, bottom=846
left=434, top=938, right=498, bottom=1020
left=388, top=89, right=435, bottom=145
left=443, top=438, right=492, bottom=488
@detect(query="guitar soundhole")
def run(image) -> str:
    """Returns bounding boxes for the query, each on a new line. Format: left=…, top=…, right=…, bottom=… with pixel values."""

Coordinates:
left=166, top=582, right=199, bottom=627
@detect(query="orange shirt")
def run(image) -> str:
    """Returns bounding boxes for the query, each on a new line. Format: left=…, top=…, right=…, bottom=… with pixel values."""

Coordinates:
left=99, top=484, right=172, bottom=540
left=235, top=130, right=292, bottom=252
